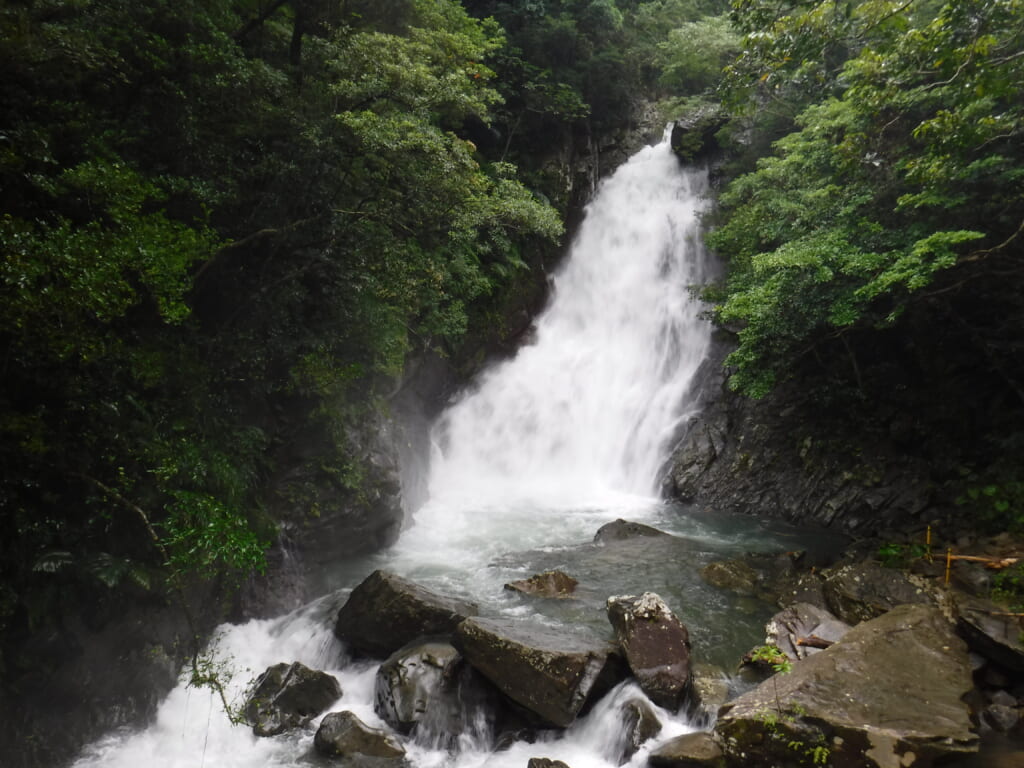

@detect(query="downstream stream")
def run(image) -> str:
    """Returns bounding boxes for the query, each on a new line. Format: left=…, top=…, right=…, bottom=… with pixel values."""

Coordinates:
left=74, top=135, right=835, bottom=768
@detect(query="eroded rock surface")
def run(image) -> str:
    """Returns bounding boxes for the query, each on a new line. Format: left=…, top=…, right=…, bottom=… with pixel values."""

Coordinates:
left=716, top=604, right=978, bottom=767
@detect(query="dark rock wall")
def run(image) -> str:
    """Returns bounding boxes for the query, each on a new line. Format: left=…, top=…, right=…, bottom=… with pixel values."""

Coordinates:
left=663, top=333, right=937, bottom=534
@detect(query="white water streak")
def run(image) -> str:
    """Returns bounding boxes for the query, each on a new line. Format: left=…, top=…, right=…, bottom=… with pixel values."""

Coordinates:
left=429, top=140, right=712, bottom=509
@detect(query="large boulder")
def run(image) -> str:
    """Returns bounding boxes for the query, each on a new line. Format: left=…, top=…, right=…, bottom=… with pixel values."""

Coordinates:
left=373, top=638, right=497, bottom=746
left=715, top=604, right=978, bottom=767
left=764, top=602, right=851, bottom=661
left=244, top=662, right=341, bottom=737
left=313, top=710, right=406, bottom=765
left=606, top=593, right=693, bottom=710
left=334, top=570, right=478, bottom=658
left=822, top=560, right=936, bottom=624
left=454, top=617, right=626, bottom=727
left=374, top=639, right=461, bottom=734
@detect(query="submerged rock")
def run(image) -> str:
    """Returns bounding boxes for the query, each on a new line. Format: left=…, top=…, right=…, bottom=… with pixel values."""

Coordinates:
left=505, top=570, right=578, bottom=599
left=606, top=593, right=693, bottom=710
left=593, top=519, right=671, bottom=543
left=334, top=570, right=477, bottom=658
left=716, top=604, right=978, bottom=767
left=454, top=616, right=626, bottom=728
left=313, top=710, right=406, bottom=764
left=526, top=759, right=571, bottom=768
left=701, top=551, right=806, bottom=604
left=244, top=662, right=341, bottom=737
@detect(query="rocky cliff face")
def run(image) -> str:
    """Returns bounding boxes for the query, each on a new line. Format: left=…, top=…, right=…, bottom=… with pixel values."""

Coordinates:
left=663, top=334, right=940, bottom=534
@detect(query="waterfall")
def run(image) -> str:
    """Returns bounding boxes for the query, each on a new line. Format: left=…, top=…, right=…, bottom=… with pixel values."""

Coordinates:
left=429, top=139, right=713, bottom=509
left=73, top=134, right=724, bottom=768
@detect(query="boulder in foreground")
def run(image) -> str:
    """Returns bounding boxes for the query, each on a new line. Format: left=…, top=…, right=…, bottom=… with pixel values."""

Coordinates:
left=716, top=604, right=978, bottom=767
left=455, top=616, right=626, bottom=727
left=334, top=570, right=477, bottom=658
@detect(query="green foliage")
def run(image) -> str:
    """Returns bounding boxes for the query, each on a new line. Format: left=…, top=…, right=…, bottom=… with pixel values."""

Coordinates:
left=955, top=465, right=1024, bottom=532
left=656, top=14, right=740, bottom=92
left=0, top=0, right=565, bottom=688
left=751, top=643, right=793, bottom=674
left=991, top=562, right=1024, bottom=612
left=709, top=0, right=1024, bottom=397
left=877, top=541, right=929, bottom=568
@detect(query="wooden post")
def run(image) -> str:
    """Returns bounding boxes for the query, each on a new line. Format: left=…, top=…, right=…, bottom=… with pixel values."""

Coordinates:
left=945, top=548, right=953, bottom=585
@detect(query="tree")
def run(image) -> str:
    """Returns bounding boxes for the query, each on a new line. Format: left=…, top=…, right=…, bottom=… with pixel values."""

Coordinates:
left=709, top=0, right=1024, bottom=398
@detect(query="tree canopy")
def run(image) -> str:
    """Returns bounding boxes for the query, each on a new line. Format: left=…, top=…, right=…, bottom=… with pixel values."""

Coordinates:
left=709, top=0, right=1024, bottom=398
left=0, top=0, right=563, bottom=675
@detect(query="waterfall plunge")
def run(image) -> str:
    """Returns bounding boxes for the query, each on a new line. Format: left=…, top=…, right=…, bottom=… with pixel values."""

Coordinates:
left=429, top=139, right=712, bottom=509
left=385, top=137, right=715, bottom=582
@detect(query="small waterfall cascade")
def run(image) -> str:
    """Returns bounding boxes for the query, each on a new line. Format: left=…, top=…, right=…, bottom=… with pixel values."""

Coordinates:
left=73, top=134, right=731, bottom=768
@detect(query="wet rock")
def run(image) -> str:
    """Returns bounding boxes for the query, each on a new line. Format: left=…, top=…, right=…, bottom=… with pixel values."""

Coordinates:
left=526, top=759, right=571, bottom=768
left=700, top=560, right=760, bottom=596
left=455, top=616, right=626, bottom=728
left=593, top=519, right=671, bottom=543
left=618, top=697, right=662, bottom=762
left=505, top=570, right=578, bottom=599
left=956, top=595, right=1024, bottom=673
left=776, top=570, right=828, bottom=610
left=691, top=663, right=729, bottom=722
left=669, top=106, right=729, bottom=163
left=244, top=662, right=341, bottom=737
left=983, top=704, right=1021, bottom=733
left=701, top=551, right=807, bottom=604
left=313, top=710, right=406, bottom=764
left=764, top=602, right=851, bottom=661
left=374, top=639, right=461, bottom=734
left=606, top=593, right=692, bottom=710
left=648, top=731, right=726, bottom=767
left=822, top=560, right=935, bottom=624
left=716, top=604, right=978, bottom=767
left=334, top=570, right=477, bottom=658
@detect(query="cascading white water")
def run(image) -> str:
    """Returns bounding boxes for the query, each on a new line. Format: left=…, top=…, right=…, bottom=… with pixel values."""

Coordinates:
left=73, top=134, right=721, bottom=768
left=429, top=140, right=713, bottom=508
